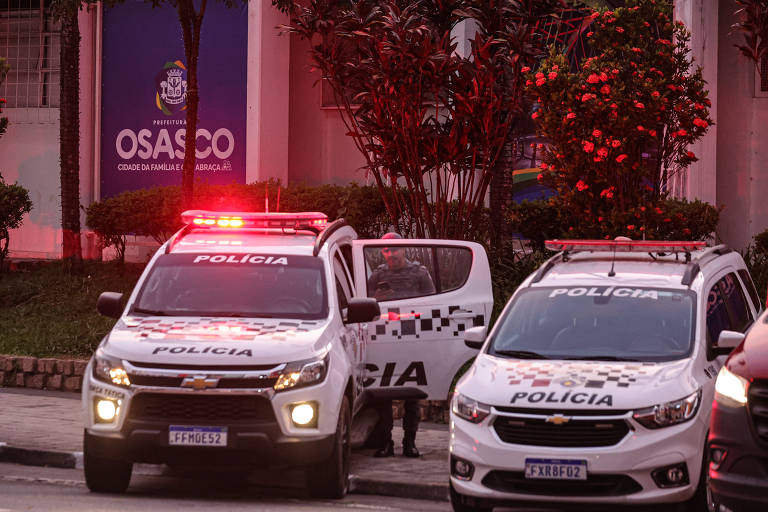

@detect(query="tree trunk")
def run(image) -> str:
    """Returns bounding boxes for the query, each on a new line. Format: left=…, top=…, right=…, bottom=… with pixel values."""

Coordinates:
left=60, top=0, right=82, bottom=269
left=178, top=0, right=206, bottom=210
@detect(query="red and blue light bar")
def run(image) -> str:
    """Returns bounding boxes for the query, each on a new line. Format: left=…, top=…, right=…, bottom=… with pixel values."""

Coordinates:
left=545, top=239, right=707, bottom=253
left=181, top=210, right=328, bottom=231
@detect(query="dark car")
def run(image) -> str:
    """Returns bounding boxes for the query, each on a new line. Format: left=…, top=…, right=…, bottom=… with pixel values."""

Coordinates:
left=708, top=308, right=768, bottom=512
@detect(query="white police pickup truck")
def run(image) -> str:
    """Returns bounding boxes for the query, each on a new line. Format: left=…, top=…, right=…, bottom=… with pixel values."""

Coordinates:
left=449, top=239, right=763, bottom=512
left=83, top=210, right=492, bottom=497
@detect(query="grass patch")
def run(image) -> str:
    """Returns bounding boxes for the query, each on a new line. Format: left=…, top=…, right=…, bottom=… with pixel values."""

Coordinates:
left=0, top=261, right=145, bottom=358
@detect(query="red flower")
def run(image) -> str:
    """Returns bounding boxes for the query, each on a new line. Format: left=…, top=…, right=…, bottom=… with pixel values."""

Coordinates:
left=675, top=129, right=688, bottom=137
left=587, top=74, right=600, bottom=83
left=566, top=112, right=576, bottom=119
left=535, top=72, right=544, bottom=79
left=586, top=31, right=594, bottom=37
left=616, top=26, right=624, bottom=33
left=632, top=47, right=642, bottom=53
left=600, top=72, right=609, bottom=82
left=600, top=85, right=611, bottom=95
left=610, top=103, right=618, bottom=109
left=627, top=225, right=635, bottom=231
left=664, top=218, right=672, bottom=222
left=521, top=66, right=531, bottom=72
left=637, top=125, right=645, bottom=131
left=649, top=130, right=657, bottom=137
left=616, top=154, right=628, bottom=163
left=525, top=80, right=533, bottom=86
left=686, top=151, right=696, bottom=159
left=600, top=188, right=615, bottom=199
left=592, top=129, right=602, bottom=138
left=536, top=78, right=546, bottom=86
left=540, top=163, right=548, bottom=169
left=552, top=65, right=559, bottom=71
left=693, top=118, right=708, bottom=128
left=598, top=216, right=604, bottom=222
left=611, top=140, right=621, bottom=148
left=576, top=180, right=588, bottom=191
left=652, top=91, right=660, bottom=98
left=657, top=39, right=672, bottom=45
left=548, top=72, right=558, bottom=79
left=581, top=93, right=596, bottom=102
left=582, top=141, right=595, bottom=153
left=655, top=207, right=663, bottom=214
left=597, top=147, right=608, bottom=158
left=531, top=112, right=539, bottom=119
left=635, top=102, right=645, bottom=109
left=536, top=173, right=543, bottom=182
left=643, top=21, right=650, bottom=27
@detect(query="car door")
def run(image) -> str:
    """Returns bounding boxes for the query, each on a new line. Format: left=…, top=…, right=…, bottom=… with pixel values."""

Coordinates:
left=352, top=239, right=492, bottom=400
left=704, top=270, right=755, bottom=363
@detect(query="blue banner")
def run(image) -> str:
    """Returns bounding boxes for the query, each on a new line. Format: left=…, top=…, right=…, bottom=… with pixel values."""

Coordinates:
left=100, top=0, right=248, bottom=198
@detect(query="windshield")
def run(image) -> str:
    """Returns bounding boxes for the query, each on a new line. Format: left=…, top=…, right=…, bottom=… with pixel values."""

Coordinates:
left=489, top=286, right=696, bottom=362
left=132, top=253, right=328, bottom=319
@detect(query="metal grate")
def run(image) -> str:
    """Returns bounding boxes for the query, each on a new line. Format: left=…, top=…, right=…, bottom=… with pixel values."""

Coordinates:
left=0, top=0, right=60, bottom=123
left=493, top=415, right=630, bottom=447
left=748, top=380, right=768, bottom=442
left=128, top=393, right=275, bottom=422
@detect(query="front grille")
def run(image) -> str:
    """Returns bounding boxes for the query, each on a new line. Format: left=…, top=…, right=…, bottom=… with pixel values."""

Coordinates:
left=748, top=380, right=768, bottom=442
left=493, top=415, right=629, bottom=447
left=128, top=393, right=275, bottom=422
left=482, top=470, right=642, bottom=496
left=128, top=375, right=277, bottom=389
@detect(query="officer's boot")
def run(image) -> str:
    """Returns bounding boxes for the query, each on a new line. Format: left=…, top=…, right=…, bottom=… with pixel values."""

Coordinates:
left=374, top=438, right=394, bottom=457
left=402, top=432, right=420, bottom=458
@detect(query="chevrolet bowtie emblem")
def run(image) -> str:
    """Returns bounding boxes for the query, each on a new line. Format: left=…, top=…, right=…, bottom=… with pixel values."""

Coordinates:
left=181, top=376, right=219, bottom=390
left=545, top=414, right=571, bottom=425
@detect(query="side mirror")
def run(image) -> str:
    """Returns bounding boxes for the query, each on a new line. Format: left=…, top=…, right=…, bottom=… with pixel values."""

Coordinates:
left=716, top=330, right=745, bottom=351
left=97, top=292, right=124, bottom=319
left=347, top=298, right=380, bottom=324
left=464, top=326, right=487, bottom=350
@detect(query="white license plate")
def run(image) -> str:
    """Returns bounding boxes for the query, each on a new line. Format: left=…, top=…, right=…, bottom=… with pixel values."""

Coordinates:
left=524, top=458, right=587, bottom=480
left=169, top=426, right=228, bottom=447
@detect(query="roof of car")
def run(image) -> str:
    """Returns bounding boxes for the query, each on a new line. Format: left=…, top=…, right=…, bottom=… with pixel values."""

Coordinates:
left=169, top=229, right=318, bottom=256
left=532, top=248, right=742, bottom=289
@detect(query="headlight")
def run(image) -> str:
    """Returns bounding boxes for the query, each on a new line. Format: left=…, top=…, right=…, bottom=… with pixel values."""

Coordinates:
left=274, top=354, right=329, bottom=392
left=715, top=366, right=749, bottom=407
left=92, top=350, right=130, bottom=387
left=633, top=389, right=701, bottom=429
left=451, top=392, right=490, bottom=424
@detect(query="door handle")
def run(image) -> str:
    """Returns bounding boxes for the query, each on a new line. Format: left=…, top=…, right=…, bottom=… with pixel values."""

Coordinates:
left=448, top=309, right=475, bottom=320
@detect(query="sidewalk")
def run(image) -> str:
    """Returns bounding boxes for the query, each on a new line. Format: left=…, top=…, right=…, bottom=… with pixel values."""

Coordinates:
left=0, top=387, right=449, bottom=501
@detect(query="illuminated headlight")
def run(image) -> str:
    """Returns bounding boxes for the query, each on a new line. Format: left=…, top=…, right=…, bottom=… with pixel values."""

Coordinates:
left=715, top=366, right=749, bottom=407
left=274, top=354, right=329, bottom=392
left=92, top=350, right=130, bottom=387
left=94, top=398, right=122, bottom=423
left=290, top=402, right=318, bottom=427
left=451, top=392, right=491, bottom=424
left=633, top=389, right=701, bottom=429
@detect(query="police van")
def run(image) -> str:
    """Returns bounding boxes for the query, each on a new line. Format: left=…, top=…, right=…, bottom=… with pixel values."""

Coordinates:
left=449, top=239, right=763, bottom=511
left=82, top=210, right=492, bottom=497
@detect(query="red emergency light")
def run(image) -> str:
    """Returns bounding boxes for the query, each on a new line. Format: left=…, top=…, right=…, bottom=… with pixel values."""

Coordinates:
left=545, top=239, right=707, bottom=253
left=181, top=210, right=329, bottom=231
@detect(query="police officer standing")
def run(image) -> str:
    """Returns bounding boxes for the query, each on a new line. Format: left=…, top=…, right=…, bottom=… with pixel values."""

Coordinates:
left=368, top=232, right=435, bottom=458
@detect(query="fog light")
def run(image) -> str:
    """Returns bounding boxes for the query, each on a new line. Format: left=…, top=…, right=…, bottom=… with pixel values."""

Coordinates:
left=451, top=455, right=474, bottom=481
left=95, top=399, right=119, bottom=422
left=710, top=447, right=727, bottom=470
left=290, top=402, right=317, bottom=427
left=651, top=462, right=689, bottom=488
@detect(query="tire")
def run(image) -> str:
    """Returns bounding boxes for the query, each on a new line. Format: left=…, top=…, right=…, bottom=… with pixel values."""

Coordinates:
left=308, top=395, right=351, bottom=499
left=450, top=482, right=493, bottom=512
left=83, top=431, right=132, bottom=493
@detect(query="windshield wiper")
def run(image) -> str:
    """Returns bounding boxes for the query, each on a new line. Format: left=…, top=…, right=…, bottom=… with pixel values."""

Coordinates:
left=492, top=350, right=550, bottom=359
left=564, top=356, right=641, bottom=362
left=132, top=307, right=171, bottom=316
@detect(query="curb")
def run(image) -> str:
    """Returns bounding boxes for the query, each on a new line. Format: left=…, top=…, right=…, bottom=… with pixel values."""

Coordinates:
left=0, top=443, right=448, bottom=501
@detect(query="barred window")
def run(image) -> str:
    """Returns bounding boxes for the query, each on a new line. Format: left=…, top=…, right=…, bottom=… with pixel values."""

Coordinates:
left=0, top=0, right=60, bottom=113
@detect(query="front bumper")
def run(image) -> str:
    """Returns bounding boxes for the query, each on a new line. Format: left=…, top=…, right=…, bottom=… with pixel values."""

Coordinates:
left=708, top=400, right=768, bottom=512
left=449, top=408, right=707, bottom=506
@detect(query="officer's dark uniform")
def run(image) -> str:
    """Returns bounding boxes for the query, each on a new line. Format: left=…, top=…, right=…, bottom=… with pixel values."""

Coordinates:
left=368, top=259, right=435, bottom=457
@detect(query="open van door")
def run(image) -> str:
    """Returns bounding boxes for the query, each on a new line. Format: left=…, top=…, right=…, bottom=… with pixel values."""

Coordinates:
left=352, top=239, right=492, bottom=400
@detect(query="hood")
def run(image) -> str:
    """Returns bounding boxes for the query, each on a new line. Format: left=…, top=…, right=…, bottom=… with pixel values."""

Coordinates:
left=102, top=316, right=331, bottom=365
left=459, top=355, right=697, bottom=411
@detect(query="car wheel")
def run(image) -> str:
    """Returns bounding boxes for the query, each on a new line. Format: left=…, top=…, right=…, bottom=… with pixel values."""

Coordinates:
left=83, top=431, right=132, bottom=493
left=308, top=395, right=350, bottom=499
left=450, top=482, right=493, bottom=512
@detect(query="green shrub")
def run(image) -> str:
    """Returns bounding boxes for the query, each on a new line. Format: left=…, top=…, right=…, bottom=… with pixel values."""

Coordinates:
left=744, top=228, right=768, bottom=307
left=0, top=174, right=33, bottom=271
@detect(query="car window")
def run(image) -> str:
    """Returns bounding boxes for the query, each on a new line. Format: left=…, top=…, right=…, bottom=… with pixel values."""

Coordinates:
left=738, top=269, right=762, bottom=313
left=133, top=253, right=328, bottom=319
left=706, top=278, right=732, bottom=344
left=363, top=245, right=471, bottom=301
left=333, top=253, right=353, bottom=311
left=488, top=286, right=696, bottom=362
left=719, top=273, right=753, bottom=332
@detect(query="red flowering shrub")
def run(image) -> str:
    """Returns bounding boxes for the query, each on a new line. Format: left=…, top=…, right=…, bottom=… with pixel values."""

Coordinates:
left=524, top=0, right=713, bottom=239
